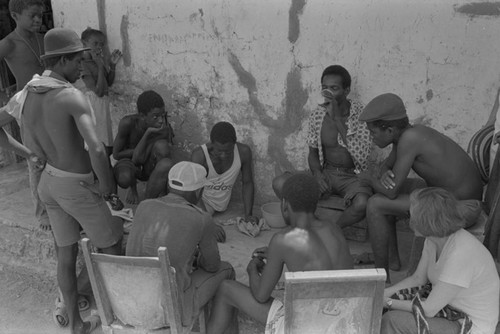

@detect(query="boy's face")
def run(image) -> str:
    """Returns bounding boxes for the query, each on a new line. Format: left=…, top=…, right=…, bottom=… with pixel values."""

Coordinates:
left=367, top=122, right=393, bottom=148
left=12, top=5, right=43, bottom=32
left=321, top=74, right=349, bottom=103
left=85, top=34, right=105, bottom=56
left=210, top=141, right=235, bottom=163
left=62, top=52, right=84, bottom=83
left=145, top=107, right=166, bottom=128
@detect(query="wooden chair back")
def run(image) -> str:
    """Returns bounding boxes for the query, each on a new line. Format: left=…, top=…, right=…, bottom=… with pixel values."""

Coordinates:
left=284, top=268, right=386, bottom=334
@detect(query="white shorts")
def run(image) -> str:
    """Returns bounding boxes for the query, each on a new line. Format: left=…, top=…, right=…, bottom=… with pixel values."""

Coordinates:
left=265, top=299, right=284, bottom=334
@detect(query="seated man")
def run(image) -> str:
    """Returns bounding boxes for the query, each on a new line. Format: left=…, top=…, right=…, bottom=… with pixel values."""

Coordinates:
left=191, top=121, right=257, bottom=221
left=126, top=161, right=235, bottom=327
left=113, top=90, right=174, bottom=203
left=358, top=93, right=483, bottom=281
left=206, top=173, right=354, bottom=334
left=273, top=65, right=372, bottom=228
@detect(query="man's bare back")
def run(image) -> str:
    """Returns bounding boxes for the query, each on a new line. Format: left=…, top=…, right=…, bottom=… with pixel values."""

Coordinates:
left=395, top=124, right=482, bottom=200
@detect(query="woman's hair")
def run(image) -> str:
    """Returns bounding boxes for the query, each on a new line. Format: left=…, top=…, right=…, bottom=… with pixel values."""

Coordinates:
left=409, top=187, right=465, bottom=237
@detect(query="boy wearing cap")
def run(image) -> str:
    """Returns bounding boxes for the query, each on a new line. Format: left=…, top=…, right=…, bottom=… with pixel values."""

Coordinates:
left=126, top=161, right=235, bottom=327
left=3, top=28, right=123, bottom=333
left=273, top=65, right=372, bottom=229
left=358, top=93, right=482, bottom=281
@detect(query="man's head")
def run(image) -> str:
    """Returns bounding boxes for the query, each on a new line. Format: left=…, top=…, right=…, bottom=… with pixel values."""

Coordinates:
left=409, top=187, right=465, bottom=238
left=81, top=28, right=105, bottom=56
left=9, top=0, right=43, bottom=32
left=168, top=161, right=207, bottom=204
left=360, top=93, right=409, bottom=148
left=41, top=28, right=91, bottom=83
left=209, top=121, right=237, bottom=163
left=320, top=65, right=351, bottom=103
left=281, top=173, right=320, bottom=224
left=137, top=90, right=166, bottom=128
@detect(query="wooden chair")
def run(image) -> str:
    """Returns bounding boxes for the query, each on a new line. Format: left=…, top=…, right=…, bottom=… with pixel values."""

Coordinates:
left=284, top=268, right=386, bottom=334
left=81, top=238, right=206, bottom=334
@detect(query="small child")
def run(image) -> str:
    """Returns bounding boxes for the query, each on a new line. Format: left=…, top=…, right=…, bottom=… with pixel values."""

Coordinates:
left=78, top=27, right=122, bottom=147
left=0, top=0, right=44, bottom=91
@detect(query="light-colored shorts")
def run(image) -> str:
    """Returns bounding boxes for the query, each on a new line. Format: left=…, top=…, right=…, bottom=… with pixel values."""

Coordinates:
left=265, top=298, right=284, bottom=334
left=38, top=164, right=123, bottom=248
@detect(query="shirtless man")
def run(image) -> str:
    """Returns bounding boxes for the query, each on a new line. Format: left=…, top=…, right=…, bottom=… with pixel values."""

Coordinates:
left=17, top=28, right=123, bottom=334
left=273, top=65, right=372, bottom=228
left=358, top=93, right=483, bottom=281
left=191, top=121, right=257, bottom=222
left=113, top=90, right=175, bottom=203
left=206, top=173, right=353, bottom=334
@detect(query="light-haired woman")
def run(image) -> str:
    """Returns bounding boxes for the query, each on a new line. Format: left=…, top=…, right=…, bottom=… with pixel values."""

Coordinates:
left=382, top=187, right=499, bottom=334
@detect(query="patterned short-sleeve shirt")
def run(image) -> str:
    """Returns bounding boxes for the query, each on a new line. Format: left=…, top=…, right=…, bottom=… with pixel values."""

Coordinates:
left=306, top=100, right=371, bottom=173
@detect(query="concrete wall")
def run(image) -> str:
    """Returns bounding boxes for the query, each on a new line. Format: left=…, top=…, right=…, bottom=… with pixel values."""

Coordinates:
left=52, top=0, right=500, bottom=203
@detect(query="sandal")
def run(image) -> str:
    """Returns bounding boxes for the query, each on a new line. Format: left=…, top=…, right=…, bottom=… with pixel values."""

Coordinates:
left=84, top=310, right=101, bottom=333
left=78, top=295, right=90, bottom=312
left=53, top=296, right=69, bottom=328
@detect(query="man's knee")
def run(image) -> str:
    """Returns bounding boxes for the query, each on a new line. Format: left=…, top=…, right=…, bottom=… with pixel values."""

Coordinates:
left=220, top=261, right=236, bottom=280
left=153, top=158, right=174, bottom=175
left=152, top=139, right=171, bottom=159
left=351, top=193, right=369, bottom=214
left=366, top=194, right=389, bottom=215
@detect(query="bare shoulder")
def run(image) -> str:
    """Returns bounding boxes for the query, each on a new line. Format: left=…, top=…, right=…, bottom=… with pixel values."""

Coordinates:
left=398, top=125, right=428, bottom=145
left=54, top=87, right=88, bottom=108
left=237, top=142, right=252, bottom=160
left=191, top=145, right=207, bottom=164
left=0, top=34, right=15, bottom=57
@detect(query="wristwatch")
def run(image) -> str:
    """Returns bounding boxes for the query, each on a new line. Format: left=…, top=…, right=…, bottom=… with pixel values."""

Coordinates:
left=386, top=298, right=393, bottom=310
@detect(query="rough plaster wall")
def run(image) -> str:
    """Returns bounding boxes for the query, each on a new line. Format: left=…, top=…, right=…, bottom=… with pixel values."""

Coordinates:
left=51, top=0, right=500, bottom=203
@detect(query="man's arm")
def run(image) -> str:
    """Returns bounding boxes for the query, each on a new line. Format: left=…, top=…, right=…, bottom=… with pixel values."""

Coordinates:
left=197, top=214, right=221, bottom=272
left=239, top=144, right=256, bottom=220
left=112, top=117, right=135, bottom=160
left=0, top=38, right=14, bottom=62
left=247, top=234, right=285, bottom=303
left=191, top=146, right=207, bottom=166
left=308, top=147, right=329, bottom=193
left=67, top=91, right=115, bottom=194
left=361, top=133, right=417, bottom=199
left=131, top=126, right=165, bottom=165
left=0, top=107, right=38, bottom=160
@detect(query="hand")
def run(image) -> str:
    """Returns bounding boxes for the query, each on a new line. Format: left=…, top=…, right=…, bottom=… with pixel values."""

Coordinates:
left=324, top=96, right=343, bottom=119
left=245, top=215, right=259, bottom=224
left=214, top=223, right=226, bottom=243
left=252, top=246, right=268, bottom=259
left=247, top=256, right=266, bottom=274
left=28, top=154, right=46, bottom=170
left=109, top=49, right=122, bottom=66
left=80, top=180, right=111, bottom=198
left=313, top=172, right=329, bottom=194
left=380, top=170, right=396, bottom=189
left=89, top=49, right=105, bottom=68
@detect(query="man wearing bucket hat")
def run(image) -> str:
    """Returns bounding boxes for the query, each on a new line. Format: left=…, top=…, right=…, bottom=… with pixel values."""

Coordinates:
left=358, top=93, right=483, bottom=282
left=5, top=27, right=123, bottom=333
left=126, top=161, right=235, bottom=328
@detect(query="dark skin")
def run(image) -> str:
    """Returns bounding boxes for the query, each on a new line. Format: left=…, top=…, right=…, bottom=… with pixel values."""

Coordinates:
left=359, top=122, right=483, bottom=281
left=206, top=199, right=354, bottom=334
left=191, top=141, right=257, bottom=222
left=113, top=108, right=174, bottom=203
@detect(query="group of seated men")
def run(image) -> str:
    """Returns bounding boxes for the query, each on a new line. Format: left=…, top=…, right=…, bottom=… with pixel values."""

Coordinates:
left=0, top=27, right=487, bottom=334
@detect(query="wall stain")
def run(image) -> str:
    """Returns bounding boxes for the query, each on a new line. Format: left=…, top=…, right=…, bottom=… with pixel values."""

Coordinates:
left=426, top=89, right=433, bottom=101
left=454, top=2, right=500, bottom=16
left=288, top=0, right=306, bottom=44
left=120, top=15, right=131, bottom=67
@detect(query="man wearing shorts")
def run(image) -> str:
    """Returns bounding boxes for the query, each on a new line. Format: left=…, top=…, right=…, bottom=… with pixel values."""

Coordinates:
left=113, top=90, right=175, bottom=204
left=273, top=65, right=372, bottom=229
left=206, top=174, right=353, bottom=334
left=19, top=28, right=123, bottom=333
left=358, top=93, right=483, bottom=282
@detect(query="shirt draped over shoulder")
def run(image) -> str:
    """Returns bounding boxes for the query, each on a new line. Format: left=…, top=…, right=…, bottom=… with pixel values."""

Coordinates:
left=306, top=100, right=371, bottom=173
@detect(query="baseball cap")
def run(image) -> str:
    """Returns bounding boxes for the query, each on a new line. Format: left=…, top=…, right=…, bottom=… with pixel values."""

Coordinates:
left=168, top=161, right=207, bottom=191
left=41, top=28, right=91, bottom=60
left=359, top=93, right=407, bottom=122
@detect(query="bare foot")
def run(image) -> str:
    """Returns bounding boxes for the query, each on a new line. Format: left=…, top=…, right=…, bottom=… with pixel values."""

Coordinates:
left=39, top=221, right=51, bottom=231
left=389, top=254, right=401, bottom=272
left=126, top=188, right=139, bottom=204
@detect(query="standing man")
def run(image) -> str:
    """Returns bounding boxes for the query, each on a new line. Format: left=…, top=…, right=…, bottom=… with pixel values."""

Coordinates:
left=191, top=121, right=257, bottom=225
left=358, top=93, right=482, bottom=281
left=273, top=65, right=372, bottom=228
left=126, top=161, right=235, bottom=327
left=18, top=28, right=123, bottom=333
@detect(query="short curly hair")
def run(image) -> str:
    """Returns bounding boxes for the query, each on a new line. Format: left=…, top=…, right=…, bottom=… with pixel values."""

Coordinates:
left=210, top=121, right=236, bottom=144
left=320, top=65, right=351, bottom=89
left=282, top=173, right=320, bottom=213
left=137, top=90, right=165, bottom=115
left=9, top=0, right=43, bottom=14
left=409, top=187, right=465, bottom=238
left=81, top=27, right=104, bottom=42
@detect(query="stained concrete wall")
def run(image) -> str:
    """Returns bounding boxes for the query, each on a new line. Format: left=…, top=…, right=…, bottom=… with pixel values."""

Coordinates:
left=51, top=0, right=500, bottom=203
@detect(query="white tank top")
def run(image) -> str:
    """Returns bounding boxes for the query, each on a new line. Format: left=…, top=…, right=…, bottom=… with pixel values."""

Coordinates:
left=201, top=143, right=241, bottom=212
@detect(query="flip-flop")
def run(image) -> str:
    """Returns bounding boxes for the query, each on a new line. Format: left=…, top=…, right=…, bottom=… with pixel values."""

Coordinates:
left=353, top=252, right=375, bottom=265
left=84, top=310, right=101, bottom=333
left=53, top=297, right=69, bottom=328
left=78, top=295, right=90, bottom=312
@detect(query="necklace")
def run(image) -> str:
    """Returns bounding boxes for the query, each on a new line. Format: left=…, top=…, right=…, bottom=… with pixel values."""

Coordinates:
left=14, top=30, right=43, bottom=68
